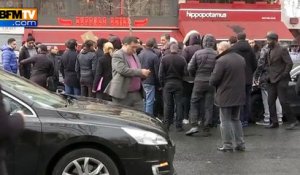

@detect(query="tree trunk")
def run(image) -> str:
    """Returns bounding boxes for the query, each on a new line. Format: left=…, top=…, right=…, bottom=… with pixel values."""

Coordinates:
left=127, top=0, right=133, bottom=36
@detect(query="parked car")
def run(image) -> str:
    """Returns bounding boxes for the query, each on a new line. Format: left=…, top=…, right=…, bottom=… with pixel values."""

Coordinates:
left=0, top=69, right=175, bottom=175
left=251, top=65, right=300, bottom=122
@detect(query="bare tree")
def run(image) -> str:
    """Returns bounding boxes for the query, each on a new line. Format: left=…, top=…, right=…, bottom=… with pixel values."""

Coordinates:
left=102, top=0, right=151, bottom=35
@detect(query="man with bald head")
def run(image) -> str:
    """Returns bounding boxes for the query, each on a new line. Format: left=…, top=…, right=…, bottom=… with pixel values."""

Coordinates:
left=210, top=41, right=246, bottom=152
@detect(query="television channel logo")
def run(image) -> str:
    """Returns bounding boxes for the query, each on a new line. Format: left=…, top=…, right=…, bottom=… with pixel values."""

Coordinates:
left=0, top=8, right=38, bottom=27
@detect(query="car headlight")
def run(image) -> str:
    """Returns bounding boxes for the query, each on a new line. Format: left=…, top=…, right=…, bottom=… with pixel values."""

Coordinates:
left=122, top=127, right=168, bottom=145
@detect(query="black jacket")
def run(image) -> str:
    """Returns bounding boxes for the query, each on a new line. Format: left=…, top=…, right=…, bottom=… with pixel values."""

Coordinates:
left=210, top=49, right=246, bottom=107
left=47, top=53, right=60, bottom=82
left=19, top=46, right=36, bottom=79
left=188, top=48, right=218, bottom=82
left=60, top=49, right=80, bottom=88
left=20, top=52, right=54, bottom=88
left=159, top=53, right=187, bottom=86
left=231, top=40, right=257, bottom=85
left=138, top=48, right=160, bottom=86
left=75, top=50, right=97, bottom=85
left=93, top=53, right=113, bottom=92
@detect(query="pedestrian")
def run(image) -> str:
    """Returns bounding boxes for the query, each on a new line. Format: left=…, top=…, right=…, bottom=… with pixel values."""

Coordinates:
left=183, top=30, right=200, bottom=47
left=76, top=40, right=97, bottom=97
left=104, top=36, right=151, bottom=109
left=185, top=34, right=218, bottom=137
left=1, top=38, right=18, bottom=74
left=210, top=41, right=246, bottom=152
left=254, top=44, right=283, bottom=126
left=108, top=35, right=122, bottom=51
left=0, top=84, right=24, bottom=175
left=139, top=38, right=161, bottom=115
left=20, top=45, right=54, bottom=88
left=161, top=34, right=171, bottom=56
left=159, top=43, right=187, bottom=132
left=231, top=32, right=257, bottom=127
left=248, top=40, right=261, bottom=60
left=47, top=46, right=60, bottom=92
left=136, top=37, right=144, bottom=55
left=19, top=34, right=37, bottom=79
left=96, top=38, right=108, bottom=62
left=60, top=39, right=81, bottom=96
left=92, top=42, right=114, bottom=101
left=228, top=36, right=237, bottom=46
left=181, top=32, right=202, bottom=124
left=255, top=32, right=298, bottom=129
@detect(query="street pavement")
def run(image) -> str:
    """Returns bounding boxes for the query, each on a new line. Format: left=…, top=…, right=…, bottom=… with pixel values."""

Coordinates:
left=170, top=124, right=300, bottom=175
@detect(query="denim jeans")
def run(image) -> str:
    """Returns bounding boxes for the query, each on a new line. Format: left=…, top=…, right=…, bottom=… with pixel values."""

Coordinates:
left=220, top=106, right=245, bottom=149
left=65, top=85, right=81, bottom=96
left=261, top=89, right=282, bottom=122
left=143, top=84, right=155, bottom=115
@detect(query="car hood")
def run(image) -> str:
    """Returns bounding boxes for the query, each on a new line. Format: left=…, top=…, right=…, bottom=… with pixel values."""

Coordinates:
left=57, top=98, right=166, bottom=133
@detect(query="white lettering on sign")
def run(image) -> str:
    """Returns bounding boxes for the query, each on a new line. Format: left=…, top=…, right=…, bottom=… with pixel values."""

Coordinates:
left=186, top=11, right=227, bottom=19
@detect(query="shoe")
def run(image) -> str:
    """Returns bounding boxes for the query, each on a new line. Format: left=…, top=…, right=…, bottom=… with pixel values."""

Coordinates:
left=265, top=123, right=279, bottom=129
left=176, top=127, right=184, bottom=132
left=256, top=120, right=269, bottom=126
left=185, top=127, right=199, bottom=136
left=182, top=119, right=189, bottom=125
left=235, top=146, right=246, bottom=152
left=285, top=121, right=299, bottom=130
left=217, top=146, right=233, bottom=152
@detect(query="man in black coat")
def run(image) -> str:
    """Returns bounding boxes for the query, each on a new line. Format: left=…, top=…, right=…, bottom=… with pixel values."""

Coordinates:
left=139, top=38, right=161, bottom=115
left=210, top=41, right=246, bottom=152
left=0, top=85, right=24, bottom=175
left=19, top=36, right=37, bottom=79
left=159, top=43, right=187, bottom=132
left=60, top=39, right=81, bottom=96
left=255, top=32, right=297, bottom=129
left=231, top=32, right=257, bottom=127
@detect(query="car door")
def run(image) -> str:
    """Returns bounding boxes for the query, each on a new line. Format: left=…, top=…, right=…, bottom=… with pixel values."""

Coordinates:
left=2, top=91, right=42, bottom=175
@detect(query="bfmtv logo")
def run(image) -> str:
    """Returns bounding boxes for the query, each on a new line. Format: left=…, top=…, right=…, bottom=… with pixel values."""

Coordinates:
left=0, top=8, right=37, bottom=20
left=0, top=8, right=38, bottom=27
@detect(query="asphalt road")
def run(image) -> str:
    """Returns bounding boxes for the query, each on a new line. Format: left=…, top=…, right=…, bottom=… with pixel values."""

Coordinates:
left=170, top=124, right=300, bottom=175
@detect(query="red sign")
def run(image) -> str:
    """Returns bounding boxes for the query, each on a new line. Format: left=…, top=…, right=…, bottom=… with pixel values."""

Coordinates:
left=57, top=17, right=149, bottom=27
left=179, top=9, right=281, bottom=21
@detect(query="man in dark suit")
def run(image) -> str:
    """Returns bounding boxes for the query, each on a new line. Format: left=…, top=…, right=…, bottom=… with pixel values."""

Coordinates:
left=257, top=32, right=298, bottom=129
left=0, top=85, right=24, bottom=175
left=210, top=41, right=246, bottom=152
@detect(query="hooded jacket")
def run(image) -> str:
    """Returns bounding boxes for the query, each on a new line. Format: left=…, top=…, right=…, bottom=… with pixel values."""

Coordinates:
left=231, top=40, right=257, bottom=85
left=1, top=45, right=18, bottom=74
left=182, top=33, right=202, bottom=64
left=60, top=49, right=80, bottom=88
left=75, top=49, right=97, bottom=85
left=188, top=35, right=218, bottom=82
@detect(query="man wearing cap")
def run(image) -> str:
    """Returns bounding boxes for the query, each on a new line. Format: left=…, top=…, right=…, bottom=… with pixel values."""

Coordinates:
left=257, top=32, right=298, bottom=129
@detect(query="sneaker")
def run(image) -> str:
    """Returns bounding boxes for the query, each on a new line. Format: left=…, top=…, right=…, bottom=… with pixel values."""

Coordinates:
left=183, top=119, right=189, bottom=125
left=256, top=120, right=269, bottom=126
left=185, top=127, right=199, bottom=136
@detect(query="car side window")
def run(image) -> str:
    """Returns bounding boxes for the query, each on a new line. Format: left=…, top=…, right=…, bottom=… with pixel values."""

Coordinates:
left=2, top=94, right=33, bottom=116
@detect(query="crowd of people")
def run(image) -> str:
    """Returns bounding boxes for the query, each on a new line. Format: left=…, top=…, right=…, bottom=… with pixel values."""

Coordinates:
left=1, top=30, right=300, bottom=152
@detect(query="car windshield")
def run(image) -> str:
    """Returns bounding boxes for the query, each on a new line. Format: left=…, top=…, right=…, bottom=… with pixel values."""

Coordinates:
left=0, top=70, right=67, bottom=108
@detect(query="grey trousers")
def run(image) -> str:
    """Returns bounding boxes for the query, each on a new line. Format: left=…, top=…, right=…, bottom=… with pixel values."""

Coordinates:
left=112, top=92, right=143, bottom=111
left=219, top=106, right=245, bottom=149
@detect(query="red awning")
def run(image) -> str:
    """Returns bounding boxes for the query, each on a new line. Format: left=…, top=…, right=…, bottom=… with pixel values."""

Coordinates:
left=27, top=28, right=183, bottom=46
left=179, top=21, right=294, bottom=40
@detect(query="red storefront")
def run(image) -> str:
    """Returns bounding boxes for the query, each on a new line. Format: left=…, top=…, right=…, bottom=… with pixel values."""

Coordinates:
left=24, top=0, right=293, bottom=48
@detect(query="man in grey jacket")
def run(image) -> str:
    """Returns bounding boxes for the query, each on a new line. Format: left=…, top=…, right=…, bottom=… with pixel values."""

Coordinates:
left=210, top=41, right=246, bottom=152
left=105, top=36, right=150, bottom=109
left=185, top=34, right=218, bottom=137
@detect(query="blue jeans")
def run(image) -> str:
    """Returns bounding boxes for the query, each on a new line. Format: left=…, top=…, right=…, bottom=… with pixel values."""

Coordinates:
left=143, top=84, right=155, bottom=115
left=65, top=85, right=81, bottom=96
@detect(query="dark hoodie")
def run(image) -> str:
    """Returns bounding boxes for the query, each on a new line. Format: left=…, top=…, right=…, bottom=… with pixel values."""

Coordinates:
left=75, top=49, right=97, bottom=85
left=182, top=33, right=202, bottom=63
left=231, top=40, right=257, bottom=85
left=188, top=34, right=218, bottom=82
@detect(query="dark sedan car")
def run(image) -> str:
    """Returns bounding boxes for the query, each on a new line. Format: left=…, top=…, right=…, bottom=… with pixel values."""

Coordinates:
left=0, top=69, right=175, bottom=175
